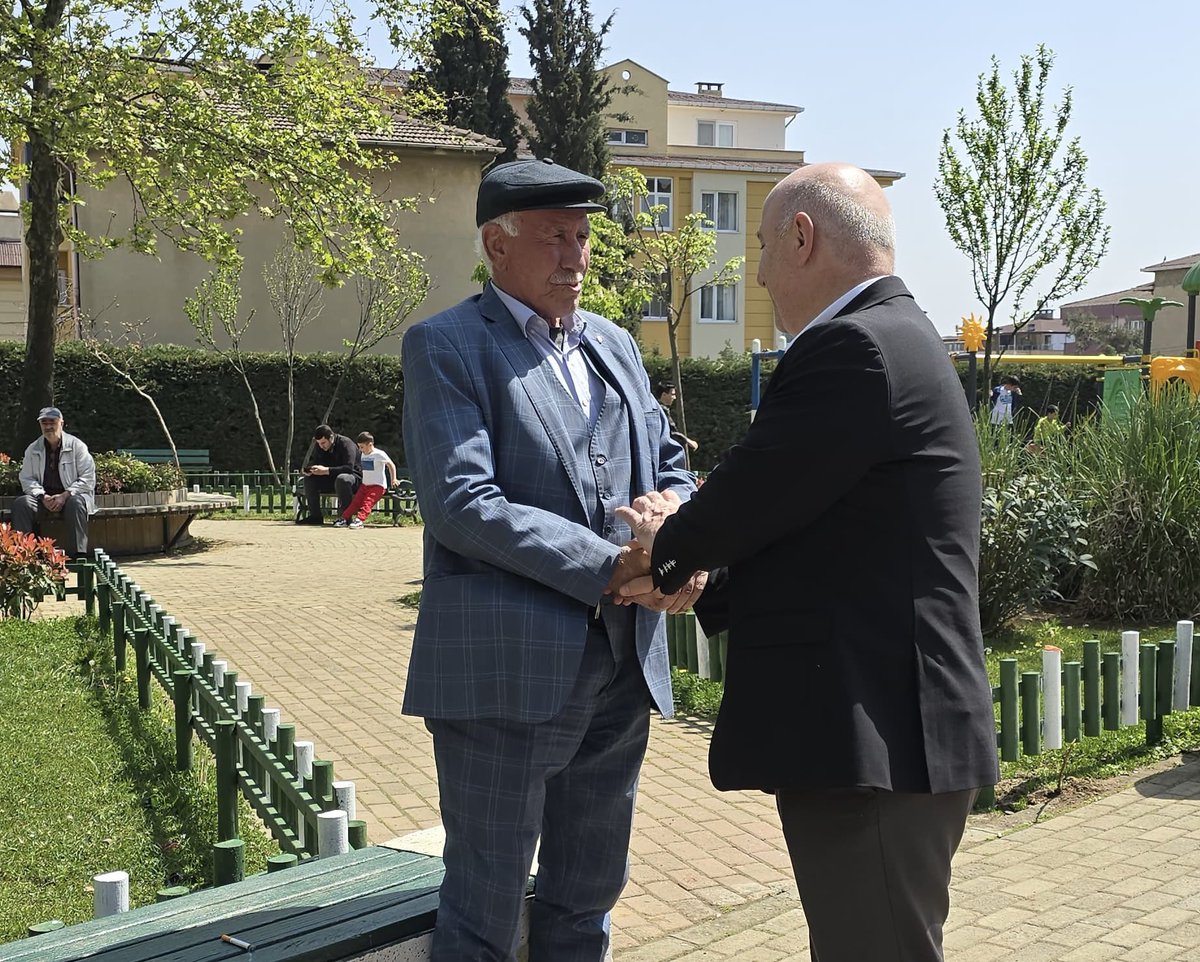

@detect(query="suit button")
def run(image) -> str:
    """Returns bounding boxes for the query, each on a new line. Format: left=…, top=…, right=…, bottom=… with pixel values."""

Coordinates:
left=595, top=454, right=607, bottom=466
left=604, top=524, right=614, bottom=535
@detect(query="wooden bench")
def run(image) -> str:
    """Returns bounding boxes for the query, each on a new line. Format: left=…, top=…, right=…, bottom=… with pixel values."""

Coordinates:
left=119, top=449, right=212, bottom=471
left=9, top=846, right=534, bottom=961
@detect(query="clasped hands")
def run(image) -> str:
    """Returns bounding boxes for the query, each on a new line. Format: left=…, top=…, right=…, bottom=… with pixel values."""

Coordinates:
left=602, top=490, right=707, bottom=614
left=41, top=492, right=68, bottom=513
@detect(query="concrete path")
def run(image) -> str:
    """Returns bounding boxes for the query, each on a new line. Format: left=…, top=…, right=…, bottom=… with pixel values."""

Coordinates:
left=68, top=520, right=1200, bottom=959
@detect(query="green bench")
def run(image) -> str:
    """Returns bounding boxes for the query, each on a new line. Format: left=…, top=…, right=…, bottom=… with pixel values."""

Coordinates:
left=8, top=848, right=447, bottom=962
left=119, top=449, right=212, bottom=471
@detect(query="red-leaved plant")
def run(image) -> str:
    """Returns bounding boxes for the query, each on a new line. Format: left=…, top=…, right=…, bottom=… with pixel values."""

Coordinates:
left=0, top=523, right=69, bottom=619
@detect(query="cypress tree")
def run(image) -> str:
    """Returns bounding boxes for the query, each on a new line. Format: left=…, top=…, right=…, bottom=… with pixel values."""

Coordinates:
left=518, top=0, right=615, bottom=179
left=418, top=0, right=521, bottom=163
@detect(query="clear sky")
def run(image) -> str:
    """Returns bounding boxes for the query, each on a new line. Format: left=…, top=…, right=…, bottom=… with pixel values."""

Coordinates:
left=350, top=0, right=1200, bottom=334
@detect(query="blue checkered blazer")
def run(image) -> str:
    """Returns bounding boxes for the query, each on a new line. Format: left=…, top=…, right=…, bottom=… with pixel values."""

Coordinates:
left=400, top=285, right=694, bottom=723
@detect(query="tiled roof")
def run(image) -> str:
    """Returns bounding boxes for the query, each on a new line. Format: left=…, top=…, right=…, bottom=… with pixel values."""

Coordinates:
left=0, top=241, right=21, bottom=268
left=665, top=90, right=802, bottom=113
left=1142, top=253, right=1200, bottom=273
left=1060, top=283, right=1154, bottom=310
left=361, top=115, right=501, bottom=152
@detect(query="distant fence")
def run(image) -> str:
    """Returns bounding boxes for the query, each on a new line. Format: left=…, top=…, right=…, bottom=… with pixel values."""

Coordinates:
left=183, top=469, right=419, bottom=522
left=67, top=551, right=366, bottom=884
left=665, top=613, right=1200, bottom=782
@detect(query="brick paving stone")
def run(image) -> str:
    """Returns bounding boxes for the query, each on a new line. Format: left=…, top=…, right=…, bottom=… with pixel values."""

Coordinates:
left=65, top=521, right=1200, bottom=958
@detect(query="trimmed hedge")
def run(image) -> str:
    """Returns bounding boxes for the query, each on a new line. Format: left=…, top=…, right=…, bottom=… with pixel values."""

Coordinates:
left=0, top=341, right=1109, bottom=473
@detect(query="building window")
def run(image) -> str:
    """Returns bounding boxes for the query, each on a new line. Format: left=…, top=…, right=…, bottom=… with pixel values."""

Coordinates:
left=697, top=121, right=735, bottom=148
left=57, top=269, right=68, bottom=306
left=700, top=283, right=737, bottom=322
left=640, top=177, right=672, bottom=229
left=607, top=129, right=648, bottom=146
left=643, top=272, right=672, bottom=320
left=700, top=191, right=738, bottom=231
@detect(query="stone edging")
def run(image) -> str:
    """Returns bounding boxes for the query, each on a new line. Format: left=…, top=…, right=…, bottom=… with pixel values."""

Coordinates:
left=0, top=487, right=190, bottom=511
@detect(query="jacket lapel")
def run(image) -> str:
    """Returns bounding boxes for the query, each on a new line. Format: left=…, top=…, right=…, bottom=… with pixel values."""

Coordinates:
left=479, top=285, right=589, bottom=514
left=580, top=329, right=651, bottom=493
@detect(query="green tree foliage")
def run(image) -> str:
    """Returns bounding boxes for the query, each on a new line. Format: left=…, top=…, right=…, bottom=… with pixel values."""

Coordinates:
left=0, top=0, right=441, bottom=450
left=415, top=0, right=520, bottom=162
left=518, top=0, right=615, bottom=179
left=611, top=167, right=743, bottom=467
left=934, top=45, right=1110, bottom=392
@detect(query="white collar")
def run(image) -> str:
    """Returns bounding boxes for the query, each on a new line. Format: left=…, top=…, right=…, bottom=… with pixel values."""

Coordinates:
left=785, top=276, right=887, bottom=351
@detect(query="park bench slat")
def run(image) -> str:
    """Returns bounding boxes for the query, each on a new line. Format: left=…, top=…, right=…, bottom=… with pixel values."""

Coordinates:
left=130, top=861, right=445, bottom=962
left=2, top=848, right=427, bottom=962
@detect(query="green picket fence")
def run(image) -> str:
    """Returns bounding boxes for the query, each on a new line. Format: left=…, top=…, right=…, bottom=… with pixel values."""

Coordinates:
left=68, top=551, right=367, bottom=882
left=666, top=612, right=729, bottom=682
left=184, top=469, right=419, bottom=522
left=665, top=614, right=1199, bottom=766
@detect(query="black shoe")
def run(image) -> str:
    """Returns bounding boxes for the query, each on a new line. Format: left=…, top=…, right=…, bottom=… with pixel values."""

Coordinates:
left=295, top=514, right=324, bottom=526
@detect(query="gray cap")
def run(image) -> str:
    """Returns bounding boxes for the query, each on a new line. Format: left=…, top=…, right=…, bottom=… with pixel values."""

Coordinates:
left=37, top=406, right=63, bottom=421
left=476, top=158, right=606, bottom=227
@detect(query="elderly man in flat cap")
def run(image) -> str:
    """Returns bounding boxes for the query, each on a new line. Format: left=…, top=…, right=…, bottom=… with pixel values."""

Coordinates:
left=401, top=158, right=701, bottom=962
left=12, top=407, right=96, bottom=558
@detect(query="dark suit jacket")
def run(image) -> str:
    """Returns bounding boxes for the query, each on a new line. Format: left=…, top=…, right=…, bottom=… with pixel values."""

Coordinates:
left=651, top=276, right=999, bottom=795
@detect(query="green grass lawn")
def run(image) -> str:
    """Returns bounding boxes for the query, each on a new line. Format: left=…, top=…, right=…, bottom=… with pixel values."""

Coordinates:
left=0, top=617, right=276, bottom=942
left=670, top=614, right=1200, bottom=809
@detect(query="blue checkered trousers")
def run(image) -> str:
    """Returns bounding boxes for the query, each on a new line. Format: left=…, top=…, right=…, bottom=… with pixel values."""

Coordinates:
left=401, top=284, right=694, bottom=961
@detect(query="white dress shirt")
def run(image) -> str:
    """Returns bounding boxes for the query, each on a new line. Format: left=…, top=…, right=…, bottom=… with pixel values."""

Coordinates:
left=492, top=283, right=604, bottom=430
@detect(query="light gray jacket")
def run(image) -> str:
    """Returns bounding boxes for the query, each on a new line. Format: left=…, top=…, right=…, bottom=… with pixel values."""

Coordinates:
left=19, top=432, right=97, bottom=515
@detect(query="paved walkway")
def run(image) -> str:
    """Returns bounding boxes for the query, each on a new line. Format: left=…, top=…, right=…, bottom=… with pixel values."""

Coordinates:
left=63, top=521, right=1200, bottom=958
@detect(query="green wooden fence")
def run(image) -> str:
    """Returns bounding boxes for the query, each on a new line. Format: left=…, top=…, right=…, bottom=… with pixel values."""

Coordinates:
left=666, top=614, right=1199, bottom=766
left=67, top=551, right=367, bottom=883
left=183, top=469, right=419, bottom=522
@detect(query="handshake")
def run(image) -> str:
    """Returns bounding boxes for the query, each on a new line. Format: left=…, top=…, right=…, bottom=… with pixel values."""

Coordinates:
left=603, top=490, right=707, bottom=614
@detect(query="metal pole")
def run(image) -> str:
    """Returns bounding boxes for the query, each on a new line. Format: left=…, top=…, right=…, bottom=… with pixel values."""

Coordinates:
left=1188, top=293, right=1196, bottom=357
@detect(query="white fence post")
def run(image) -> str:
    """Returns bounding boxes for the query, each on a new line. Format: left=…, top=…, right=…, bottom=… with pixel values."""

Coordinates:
left=235, top=681, right=251, bottom=717
left=695, top=620, right=711, bottom=680
left=1042, top=647, right=1063, bottom=750
left=317, top=810, right=349, bottom=857
left=1121, top=631, right=1140, bottom=727
left=1175, top=621, right=1194, bottom=711
left=93, top=871, right=129, bottom=918
left=212, top=660, right=227, bottom=689
left=243, top=484, right=251, bottom=512
left=333, top=780, right=357, bottom=821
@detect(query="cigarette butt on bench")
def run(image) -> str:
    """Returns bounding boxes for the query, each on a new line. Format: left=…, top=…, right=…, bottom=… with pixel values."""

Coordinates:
left=220, top=933, right=254, bottom=952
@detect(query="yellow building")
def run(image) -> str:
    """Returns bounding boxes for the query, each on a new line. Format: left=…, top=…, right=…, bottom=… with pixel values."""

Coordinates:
left=0, top=192, right=24, bottom=341
left=9, top=114, right=503, bottom=352
left=511, top=59, right=903, bottom=359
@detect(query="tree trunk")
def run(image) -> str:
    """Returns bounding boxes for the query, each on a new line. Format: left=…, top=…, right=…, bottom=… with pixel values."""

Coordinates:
left=235, top=362, right=281, bottom=485
left=284, top=360, right=296, bottom=478
left=982, top=306, right=997, bottom=403
left=14, top=131, right=64, bottom=451
left=667, top=308, right=690, bottom=470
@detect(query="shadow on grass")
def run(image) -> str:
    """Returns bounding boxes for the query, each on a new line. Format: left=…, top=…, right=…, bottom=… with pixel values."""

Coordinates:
left=75, top=619, right=267, bottom=889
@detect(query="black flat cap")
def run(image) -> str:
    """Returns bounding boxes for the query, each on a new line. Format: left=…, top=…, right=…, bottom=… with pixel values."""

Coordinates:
left=476, top=158, right=606, bottom=226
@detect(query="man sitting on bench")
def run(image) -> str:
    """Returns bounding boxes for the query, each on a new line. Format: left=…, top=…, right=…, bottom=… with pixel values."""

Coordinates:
left=12, top=406, right=96, bottom=558
left=297, top=424, right=361, bottom=525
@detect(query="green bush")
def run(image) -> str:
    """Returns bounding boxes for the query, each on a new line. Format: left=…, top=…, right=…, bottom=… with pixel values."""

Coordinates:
left=0, top=450, right=183, bottom=496
left=1056, top=390, right=1200, bottom=621
left=978, top=473, right=1094, bottom=634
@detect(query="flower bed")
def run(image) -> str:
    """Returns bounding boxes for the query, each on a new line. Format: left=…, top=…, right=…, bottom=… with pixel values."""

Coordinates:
left=0, top=450, right=184, bottom=505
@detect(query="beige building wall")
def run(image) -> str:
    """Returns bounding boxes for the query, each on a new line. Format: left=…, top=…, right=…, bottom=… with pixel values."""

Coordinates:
left=744, top=179, right=779, bottom=350
left=603, top=61, right=669, bottom=151
left=1149, top=267, right=1193, bottom=356
left=75, top=150, right=490, bottom=352
left=0, top=272, right=24, bottom=340
left=667, top=106, right=788, bottom=151
left=690, top=171, right=747, bottom=358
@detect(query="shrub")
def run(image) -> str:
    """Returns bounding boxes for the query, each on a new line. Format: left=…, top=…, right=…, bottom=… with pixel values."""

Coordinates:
left=1055, top=390, right=1200, bottom=621
left=977, top=474, right=1095, bottom=634
left=0, top=524, right=69, bottom=619
left=0, top=451, right=183, bottom=497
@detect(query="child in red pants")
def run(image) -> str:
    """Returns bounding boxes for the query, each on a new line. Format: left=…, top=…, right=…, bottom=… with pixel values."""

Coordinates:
left=335, top=432, right=397, bottom=528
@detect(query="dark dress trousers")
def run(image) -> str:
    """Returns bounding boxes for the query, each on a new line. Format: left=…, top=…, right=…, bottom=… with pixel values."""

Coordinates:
left=650, top=276, right=999, bottom=961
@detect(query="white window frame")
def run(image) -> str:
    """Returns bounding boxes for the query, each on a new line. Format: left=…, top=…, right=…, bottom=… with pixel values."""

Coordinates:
left=697, top=120, right=735, bottom=148
left=700, top=191, right=739, bottom=232
left=642, top=272, right=672, bottom=321
left=607, top=128, right=648, bottom=147
left=641, top=177, right=672, bottom=230
left=700, top=283, right=737, bottom=323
